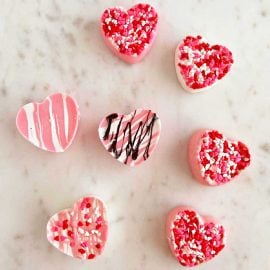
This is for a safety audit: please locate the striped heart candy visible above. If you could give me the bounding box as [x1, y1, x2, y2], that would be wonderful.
[16, 93, 79, 152]
[98, 109, 161, 166]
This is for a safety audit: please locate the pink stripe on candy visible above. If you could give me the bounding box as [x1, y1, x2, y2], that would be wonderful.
[50, 93, 67, 149]
[16, 108, 28, 139]
[66, 96, 79, 143]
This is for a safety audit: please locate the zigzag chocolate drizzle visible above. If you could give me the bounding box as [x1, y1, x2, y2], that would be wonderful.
[103, 110, 159, 164]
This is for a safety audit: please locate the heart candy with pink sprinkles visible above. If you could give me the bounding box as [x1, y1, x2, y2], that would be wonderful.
[166, 207, 226, 267]
[189, 129, 251, 186]
[47, 197, 108, 260]
[101, 3, 158, 64]
[175, 35, 234, 92]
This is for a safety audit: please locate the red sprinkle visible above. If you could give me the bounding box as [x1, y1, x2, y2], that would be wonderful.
[176, 35, 233, 90]
[96, 224, 102, 230]
[54, 236, 59, 241]
[62, 219, 69, 230]
[199, 130, 251, 185]
[86, 203, 91, 208]
[78, 248, 86, 255]
[77, 221, 83, 227]
[67, 230, 73, 237]
[101, 3, 158, 56]
[170, 210, 225, 267]
[88, 254, 96, 260]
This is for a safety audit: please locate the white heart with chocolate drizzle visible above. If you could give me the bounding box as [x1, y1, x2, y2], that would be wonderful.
[98, 109, 161, 166]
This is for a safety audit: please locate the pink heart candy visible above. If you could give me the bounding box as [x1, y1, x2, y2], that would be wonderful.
[47, 197, 108, 260]
[166, 207, 226, 267]
[16, 93, 79, 152]
[189, 129, 251, 185]
[175, 35, 234, 92]
[101, 3, 158, 64]
[98, 109, 161, 166]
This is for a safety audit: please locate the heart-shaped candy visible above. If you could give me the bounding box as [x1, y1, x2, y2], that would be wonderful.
[101, 3, 158, 64]
[16, 93, 79, 152]
[47, 197, 108, 260]
[166, 207, 225, 267]
[175, 35, 234, 92]
[98, 109, 161, 166]
[189, 129, 251, 186]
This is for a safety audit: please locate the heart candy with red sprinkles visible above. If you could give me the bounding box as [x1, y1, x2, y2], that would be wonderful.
[189, 129, 251, 186]
[47, 197, 108, 260]
[101, 3, 158, 64]
[166, 207, 226, 267]
[175, 35, 234, 92]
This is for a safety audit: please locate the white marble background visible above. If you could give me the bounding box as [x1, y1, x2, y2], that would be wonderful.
[0, 0, 270, 269]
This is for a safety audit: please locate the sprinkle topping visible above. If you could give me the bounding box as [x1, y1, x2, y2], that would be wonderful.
[101, 4, 158, 57]
[176, 35, 233, 90]
[198, 130, 251, 185]
[169, 210, 225, 267]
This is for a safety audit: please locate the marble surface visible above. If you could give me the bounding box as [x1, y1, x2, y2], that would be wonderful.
[0, 0, 270, 269]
